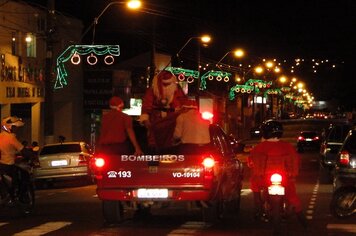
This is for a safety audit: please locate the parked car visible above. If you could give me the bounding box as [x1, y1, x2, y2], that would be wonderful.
[330, 126, 356, 218]
[335, 126, 356, 176]
[319, 123, 352, 182]
[34, 141, 94, 187]
[296, 131, 321, 152]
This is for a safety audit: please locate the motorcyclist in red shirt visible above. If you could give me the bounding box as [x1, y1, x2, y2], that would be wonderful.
[247, 120, 307, 228]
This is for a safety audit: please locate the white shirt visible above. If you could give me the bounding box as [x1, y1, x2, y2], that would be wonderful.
[174, 109, 210, 144]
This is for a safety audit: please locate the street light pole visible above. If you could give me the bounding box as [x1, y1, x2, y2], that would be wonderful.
[80, 0, 142, 44]
[216, 49, 245, 133]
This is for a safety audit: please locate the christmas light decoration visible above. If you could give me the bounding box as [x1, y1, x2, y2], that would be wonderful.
[55, 45, 120, 89]
[229, 84, 259, 100]
[165, 67, 199, 83]
[200, 70, 232, 90]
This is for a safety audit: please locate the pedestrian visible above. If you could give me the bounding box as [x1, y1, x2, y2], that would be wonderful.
[97, 96, 143, 156]
[247, 120, 307, 228]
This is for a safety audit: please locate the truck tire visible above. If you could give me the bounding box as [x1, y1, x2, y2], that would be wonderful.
[102, 200, 124, 224]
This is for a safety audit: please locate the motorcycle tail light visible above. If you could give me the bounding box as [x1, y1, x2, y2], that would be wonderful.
[270, 173, 282, 184]
[339, 151, 350, 165]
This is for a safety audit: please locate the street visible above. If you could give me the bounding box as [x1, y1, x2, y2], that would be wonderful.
[0, 120, 355, 236]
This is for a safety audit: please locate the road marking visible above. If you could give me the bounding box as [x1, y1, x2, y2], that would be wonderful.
[0, 222, 9, 227]
[241, 189, 252, 195]
[327, 224, 356, 233]
[13, 222, 72, 236]
[306, 180, 319, 220]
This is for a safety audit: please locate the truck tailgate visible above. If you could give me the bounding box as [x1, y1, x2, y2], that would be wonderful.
[97, 154, 212, 188]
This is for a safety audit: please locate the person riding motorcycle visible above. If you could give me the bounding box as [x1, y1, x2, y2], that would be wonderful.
[0, 116, 32, 203]
[247, 120, 307, 228]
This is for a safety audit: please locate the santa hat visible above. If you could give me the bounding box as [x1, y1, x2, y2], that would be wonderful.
[152, 70, 177, 99]
[109, 96, 124, 110]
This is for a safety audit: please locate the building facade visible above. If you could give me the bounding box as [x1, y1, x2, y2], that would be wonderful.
[0, 0, 83, 145]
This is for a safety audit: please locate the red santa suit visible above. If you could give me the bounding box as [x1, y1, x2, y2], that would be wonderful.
[140, 70, 187, 148]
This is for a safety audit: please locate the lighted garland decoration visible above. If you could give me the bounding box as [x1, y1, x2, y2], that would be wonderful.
[229, 84, 259, 100]
[280, 86, 291, 92]
[55, 45, 120, 89]
[165, 67, 199, 83]
[200, 70, 232, 90]
[245, 79, 272, 89]
[264, 88, 282, 97]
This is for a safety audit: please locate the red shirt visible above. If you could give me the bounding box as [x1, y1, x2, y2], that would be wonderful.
[98, 110, 132, 145]
[248, 140, 300, 177]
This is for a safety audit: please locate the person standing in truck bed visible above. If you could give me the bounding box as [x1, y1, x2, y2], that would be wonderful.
[173, 99, 211, 152]
[97, 96, 143, 156]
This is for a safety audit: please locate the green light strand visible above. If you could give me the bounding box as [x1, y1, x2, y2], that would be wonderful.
[165, 67, 200, 78]
[55, 45, 120, 89]
[200, 70, 232, 90]
[229, 84, 259, 100]
[264, 88, 282, 97]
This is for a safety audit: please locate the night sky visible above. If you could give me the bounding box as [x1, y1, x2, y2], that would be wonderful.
[28, 0, 356, 109]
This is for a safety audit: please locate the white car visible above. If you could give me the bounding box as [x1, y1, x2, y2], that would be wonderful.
[34, 141, 94, 186]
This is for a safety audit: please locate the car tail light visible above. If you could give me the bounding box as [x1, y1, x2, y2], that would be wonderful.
[298, 136, 305, 141]
[78, 154, 87, 165]
[313, 136, 320, 140]
[339, 151, 350, 165]
[270, 173, 282, 185]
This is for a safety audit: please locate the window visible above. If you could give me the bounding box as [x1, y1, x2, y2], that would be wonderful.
[25, 33, 36, 57]
[40, 144, 82, 155]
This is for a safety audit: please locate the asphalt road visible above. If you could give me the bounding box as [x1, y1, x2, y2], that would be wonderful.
[0, 119, 355, 236]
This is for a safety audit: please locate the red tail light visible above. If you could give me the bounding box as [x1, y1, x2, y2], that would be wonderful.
[313, 136, 320, 140]
[202, 157, 215, 168]
[95, 157, 105, 168]
[339, 151, 350, 165]
[201, 111, 214, 120]
[202, 156, 215, 180]
[298, 136, 305, 141]
[270, 173, 282, 184]
[78, 154, 87, 166]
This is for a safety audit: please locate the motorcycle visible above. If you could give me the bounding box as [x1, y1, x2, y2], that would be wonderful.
[266, 172, 287, 234]
[330, 175, 356, 218]
[0, 152, 36, 216]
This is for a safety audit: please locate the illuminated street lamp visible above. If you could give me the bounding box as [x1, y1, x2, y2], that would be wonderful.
[216, 48, 245, 65]
[81, 0, 142, 44]
[175, 35, 212, 57]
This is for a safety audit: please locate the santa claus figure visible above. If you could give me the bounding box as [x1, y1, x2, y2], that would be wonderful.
[140, 70, 187, 148]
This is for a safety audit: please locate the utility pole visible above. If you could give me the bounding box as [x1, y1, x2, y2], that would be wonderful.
[44, 0, 55, 140]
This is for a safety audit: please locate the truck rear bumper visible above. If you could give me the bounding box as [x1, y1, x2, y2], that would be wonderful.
[97, 188, 211, 201]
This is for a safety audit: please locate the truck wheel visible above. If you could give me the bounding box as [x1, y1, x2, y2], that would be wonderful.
[102, 200, 124, 224]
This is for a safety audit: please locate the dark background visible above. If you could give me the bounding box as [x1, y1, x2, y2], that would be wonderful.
[28, 0, 356, 110]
